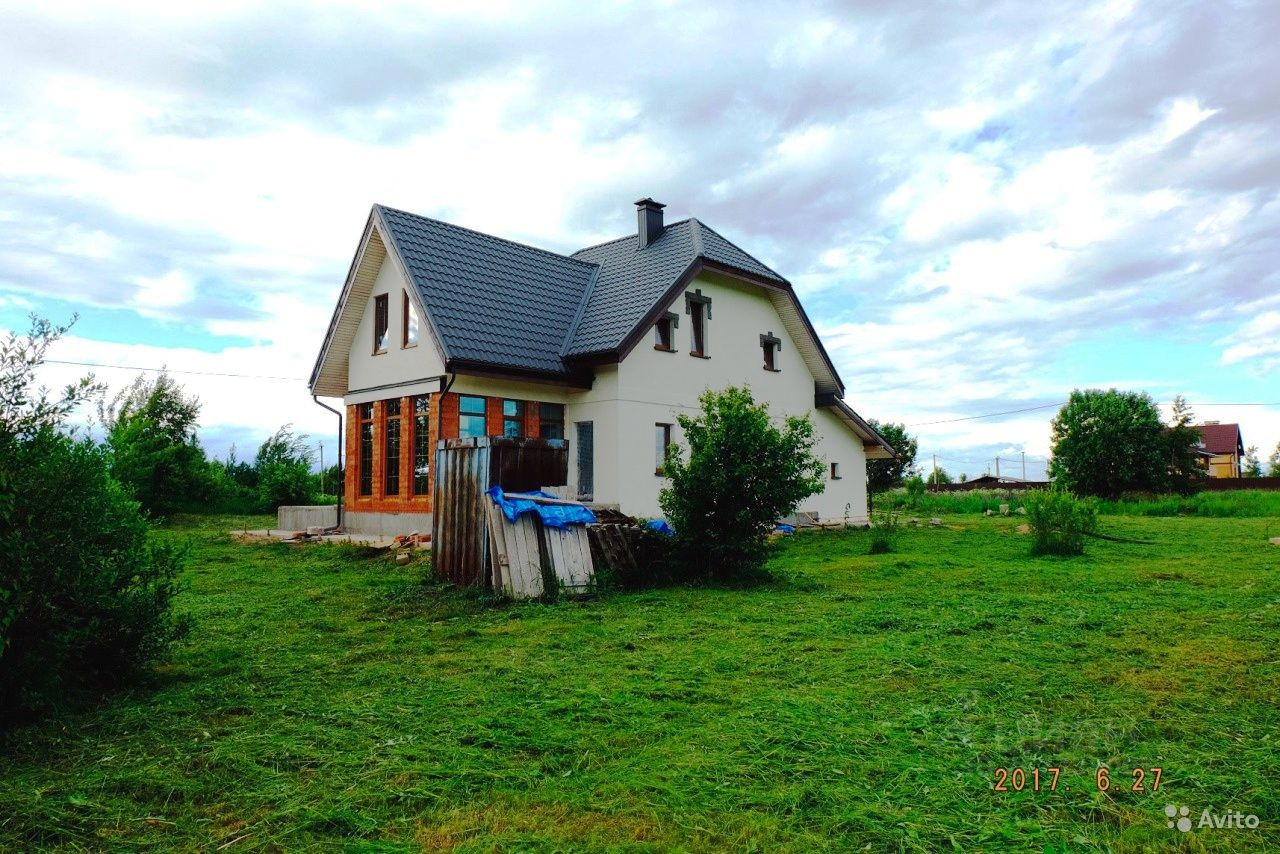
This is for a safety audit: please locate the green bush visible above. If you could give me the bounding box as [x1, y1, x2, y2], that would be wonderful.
[1024, 489, 1098, 556]
[659, 386, 825, 583]
[868, 510, 900, 554]
[0, 316, 190, 722]
[0, 431, 190, 720]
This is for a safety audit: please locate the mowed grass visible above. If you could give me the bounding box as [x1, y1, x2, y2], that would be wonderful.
[2, 514, 1279, 851]
[879, 488, 1280, 518]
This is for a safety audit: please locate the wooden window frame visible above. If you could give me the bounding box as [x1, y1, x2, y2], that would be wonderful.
[384, 399, 401, 496]
[502, 399, 524, 438]
[686, 289, 712, 358]
[373, 294, 389, 354]
[760, 332, 782, 372]
[539, 402, 565, 440]
[654, 312, 678, 352]
[358, 402, 374, 496]
[412, 395, 430, 495]
[402, 289, 419, 349]
[655, 422, 673, 476]
[458, 395, 487, 439]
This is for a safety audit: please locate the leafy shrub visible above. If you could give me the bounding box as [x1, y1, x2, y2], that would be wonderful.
[1024, 488, 1098, 556]
[1, 316, 189, 722]
[1, 431, 190, 720]
[868, 510, 900, 554]
[659, 386, 825, 583]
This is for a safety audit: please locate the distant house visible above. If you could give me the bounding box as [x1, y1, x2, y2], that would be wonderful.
[1196, 422, 1244, 478]
[309, 198, 894, 537]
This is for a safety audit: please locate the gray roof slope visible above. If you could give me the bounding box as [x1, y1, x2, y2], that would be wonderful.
[377, 205, 597, 376]
[566, 218, 785, 356]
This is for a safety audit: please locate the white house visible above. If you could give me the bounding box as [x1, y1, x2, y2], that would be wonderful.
[309, 199, 893, 536]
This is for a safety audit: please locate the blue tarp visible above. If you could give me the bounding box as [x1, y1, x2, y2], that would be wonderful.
[775, 524, 796, 534]
[645, 519, 675, 536]
[486, 486, 597, 530]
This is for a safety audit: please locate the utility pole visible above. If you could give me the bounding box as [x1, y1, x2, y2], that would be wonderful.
[995, 456, 1000, 480]
[1021, 451, 1026, 481]
[319, 441, 325, 495]
[932, 454, 938, 491]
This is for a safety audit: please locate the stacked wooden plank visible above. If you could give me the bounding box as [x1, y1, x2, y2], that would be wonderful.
[483, 492, 595, 600]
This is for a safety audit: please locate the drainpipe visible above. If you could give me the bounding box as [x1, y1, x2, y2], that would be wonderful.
[437, 372, 456, 441]
[312, 395, 343, 531]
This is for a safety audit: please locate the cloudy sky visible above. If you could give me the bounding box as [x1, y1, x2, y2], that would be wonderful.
[2, 0, 1278, 479]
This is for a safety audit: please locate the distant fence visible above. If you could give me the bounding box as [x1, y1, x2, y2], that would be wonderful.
[931, 480, 1049, 493]
[1199, 477, 1280, 492]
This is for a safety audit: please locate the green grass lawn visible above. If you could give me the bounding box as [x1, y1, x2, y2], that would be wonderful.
[3, 513, 1279, 851]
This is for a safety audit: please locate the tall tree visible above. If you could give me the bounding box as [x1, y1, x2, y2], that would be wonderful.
[98, 371, 211, 516]
[865, 420, 917, 493]
[1164, 394, 1206, 495]
[1242, 445, 1263, 478]
[1048, 389, 1166, 499]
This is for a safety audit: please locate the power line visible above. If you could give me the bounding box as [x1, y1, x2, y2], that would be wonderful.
[908, 400, 1280, 427]
[42, 359, 305, 382]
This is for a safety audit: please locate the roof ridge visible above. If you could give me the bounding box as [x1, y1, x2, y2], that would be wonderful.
[690, 217, 787, 282]
[572, 217, 695, 255]
[560, 263, 601, 357]
[375, 203, 598, 269]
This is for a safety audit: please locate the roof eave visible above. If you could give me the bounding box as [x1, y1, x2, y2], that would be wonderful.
[815, 392, 896, 459]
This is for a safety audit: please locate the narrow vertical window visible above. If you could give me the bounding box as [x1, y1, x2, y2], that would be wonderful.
[458, 395, 487, 439]
[831, 462, 841, 480]
[412, 395, 430, 495]
[576, 421, 594, 500]
[384, 399, 401, 496]
[539, 402, 565, 440]
[690, 302, 705, 356]
[358, 402, 374, 496]
[373, 294, 389, 353]
[761, 332, 781, 371]
[402, 290, 419, 348]
[502, 400, 524, 437]
[686, 290, 711, 357]
[654, 313, 676, 351]
[655, 423, 672, 475]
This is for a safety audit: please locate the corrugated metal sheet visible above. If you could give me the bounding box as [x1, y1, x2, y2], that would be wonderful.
[431, 437, 572, 591]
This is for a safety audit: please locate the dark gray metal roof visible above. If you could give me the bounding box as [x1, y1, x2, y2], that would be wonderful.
[374, 206, 790, 375]
[566, 218, 785, 357]
[376, 205, 597, 377]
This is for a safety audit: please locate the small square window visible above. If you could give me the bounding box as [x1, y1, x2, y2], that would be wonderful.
[539, 402, 565, 440]
[458, 395, 486, 438]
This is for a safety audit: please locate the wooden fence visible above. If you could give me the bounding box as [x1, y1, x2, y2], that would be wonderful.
[1198, 476, 1280, 491]
[431, 437, 570, 589]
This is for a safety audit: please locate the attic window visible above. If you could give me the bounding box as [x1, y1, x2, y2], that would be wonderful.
[685, 290, 712, 358]
[761, 332, 782, 371]
[654, 312, 678, 351]
[402, 290, 418, 348]
[831, 462, 841, 480]
[373, 294, 389, 354]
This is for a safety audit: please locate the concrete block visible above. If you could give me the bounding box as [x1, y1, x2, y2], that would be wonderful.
[278, 505, 337, 530]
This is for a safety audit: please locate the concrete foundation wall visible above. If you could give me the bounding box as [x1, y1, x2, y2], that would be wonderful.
[344, 510, 434, 539]
[278, 505, 338, 530]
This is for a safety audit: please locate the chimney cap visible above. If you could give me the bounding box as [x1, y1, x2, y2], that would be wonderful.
[634, 197, 666, 209]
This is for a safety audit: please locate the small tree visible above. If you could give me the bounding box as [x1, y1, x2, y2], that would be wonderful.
[254, 424, 316, 511]
[1164, 395, 1206, 494]
[1242, 446, 1262, 478]
[1268, 442, 1280, 477]
[866, 420, 917, 494]
[659, 386, 824, 582]
[1049, 389, 1165, 499]
[99, 371, 211, 516]
[1024, 488, 1098, 556]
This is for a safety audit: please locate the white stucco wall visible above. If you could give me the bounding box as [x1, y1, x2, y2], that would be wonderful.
[567, 272, 870, 523]
[347, 257, 445, 395]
